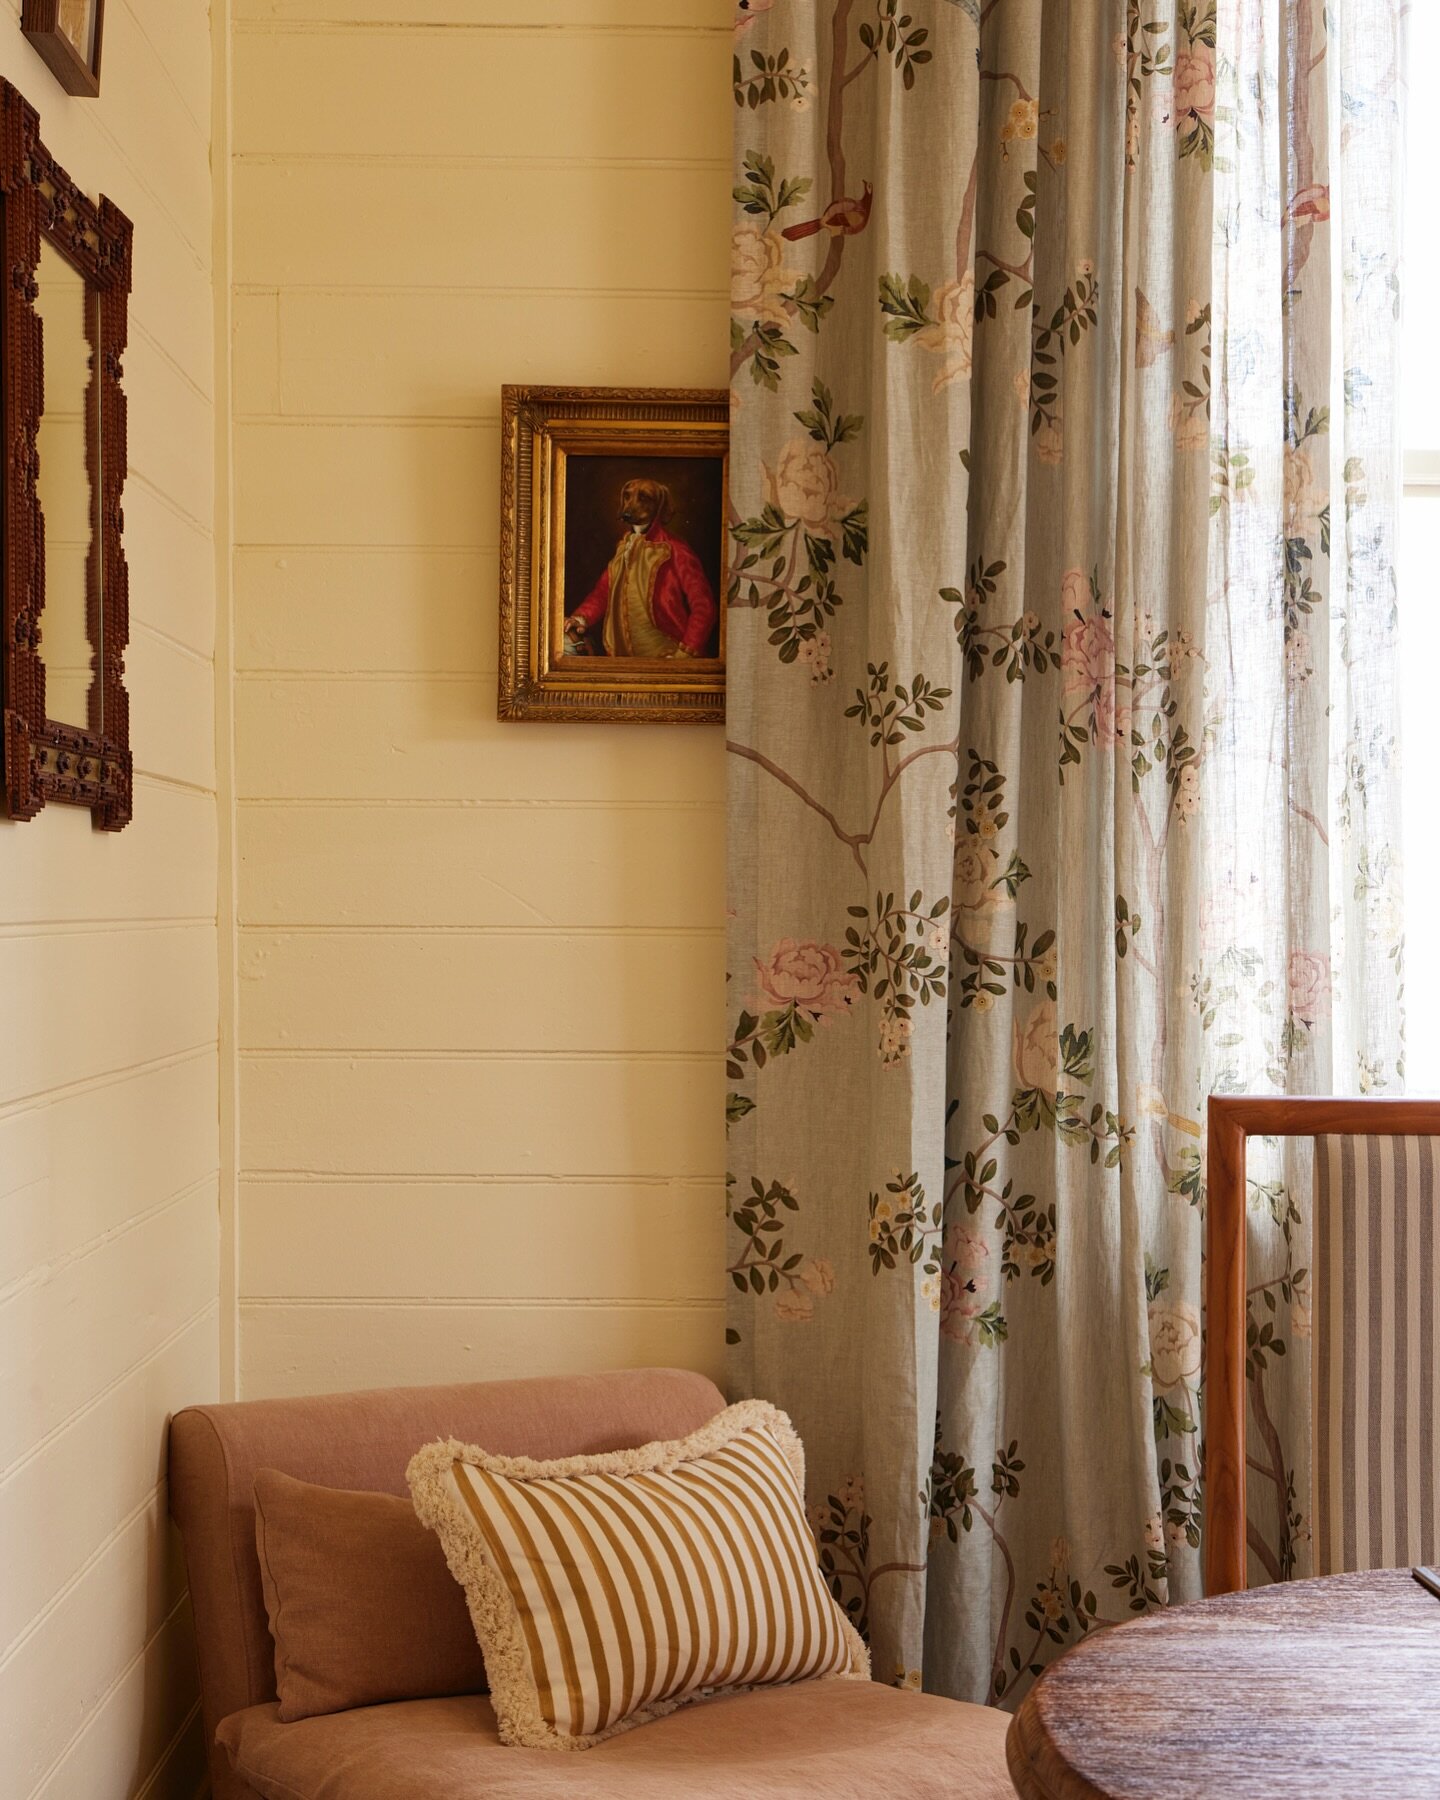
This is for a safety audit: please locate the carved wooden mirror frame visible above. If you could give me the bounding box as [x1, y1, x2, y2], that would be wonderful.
[0, 78, 132, 829]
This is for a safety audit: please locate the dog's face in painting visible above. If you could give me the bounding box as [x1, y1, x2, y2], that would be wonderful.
[618, 478, 670, 532]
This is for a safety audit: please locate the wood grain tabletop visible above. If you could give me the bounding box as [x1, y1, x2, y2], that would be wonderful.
[1006, 1570, 1440, 1799]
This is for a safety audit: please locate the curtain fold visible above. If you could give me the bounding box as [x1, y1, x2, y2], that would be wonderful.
[726, 0, 1405, 1704]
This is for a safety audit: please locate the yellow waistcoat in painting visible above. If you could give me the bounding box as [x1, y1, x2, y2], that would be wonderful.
[601, 530, 675, 658]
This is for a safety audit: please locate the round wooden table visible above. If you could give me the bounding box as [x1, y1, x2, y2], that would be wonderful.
[1006, 1570, 1440, 1799]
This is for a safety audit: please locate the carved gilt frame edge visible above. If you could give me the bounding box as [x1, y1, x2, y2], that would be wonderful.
[497, 383, 729, 725]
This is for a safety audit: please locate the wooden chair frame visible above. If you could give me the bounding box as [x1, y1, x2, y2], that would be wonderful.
[1205, 1095, 1440, 1595]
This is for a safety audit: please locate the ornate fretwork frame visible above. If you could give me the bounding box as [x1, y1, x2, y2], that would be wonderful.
[498, 385, 728, 724]
[1, 78, 133, 829]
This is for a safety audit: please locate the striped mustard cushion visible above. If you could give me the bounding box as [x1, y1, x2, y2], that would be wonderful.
[406, 1399, 868, 1749]
[1313, 1134, 1440, 1573]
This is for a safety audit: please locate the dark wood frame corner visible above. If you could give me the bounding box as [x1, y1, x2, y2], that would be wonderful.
[21, 0, 106, 99]
[1204, 1093, 1440, 1597]
[497, 384, 728, 725]
[0, 76, 133, 830]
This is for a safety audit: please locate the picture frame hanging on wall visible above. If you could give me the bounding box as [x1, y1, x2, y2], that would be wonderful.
[498, 385, 728, 724]
[22, 0, 105, 98]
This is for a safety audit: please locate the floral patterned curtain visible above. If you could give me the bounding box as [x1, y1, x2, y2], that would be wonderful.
[726, 0, 1406, 1705]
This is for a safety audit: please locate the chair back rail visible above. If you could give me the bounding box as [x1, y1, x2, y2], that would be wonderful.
[1204, 1095, 1440, 1594]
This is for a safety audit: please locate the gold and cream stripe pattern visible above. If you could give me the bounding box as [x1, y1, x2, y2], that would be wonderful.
[408, 1401, 867, 1749]
[1314, 1134, 1440, 1574]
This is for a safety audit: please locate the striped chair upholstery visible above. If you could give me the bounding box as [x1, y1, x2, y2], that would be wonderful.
[1313, 1134, 1440, 1573]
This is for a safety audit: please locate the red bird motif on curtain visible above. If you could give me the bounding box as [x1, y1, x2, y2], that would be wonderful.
[781, 181, 874, 242]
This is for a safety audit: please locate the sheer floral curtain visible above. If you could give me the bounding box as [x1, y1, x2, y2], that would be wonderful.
[725, 0, 1405, 1706]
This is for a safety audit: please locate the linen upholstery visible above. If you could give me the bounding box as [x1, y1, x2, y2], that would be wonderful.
[169, 1367, 726, 1800]
[1313, 1136, 1440, 1573]
[218, 1683, 1018, 1800]
[408, 1400, 867, 1748]
[253, 1468, 487, 1720]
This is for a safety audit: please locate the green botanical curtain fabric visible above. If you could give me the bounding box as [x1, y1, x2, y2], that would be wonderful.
[726, 0, 1406, 1704]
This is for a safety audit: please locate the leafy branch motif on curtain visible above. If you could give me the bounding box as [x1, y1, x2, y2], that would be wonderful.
[726, 0, 1405, 1706]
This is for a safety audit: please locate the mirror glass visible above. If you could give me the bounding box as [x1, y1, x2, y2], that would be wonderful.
[34, 235, 98, 732]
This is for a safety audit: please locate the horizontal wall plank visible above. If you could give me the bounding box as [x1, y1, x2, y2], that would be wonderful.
[237, 802, 724, 929]
[126, 484, 215, 661]
[233, 161, 728, 292]
[233, 289, 280, 415]
[0, 781, 216, 925]
[2, 1510, 196, 1798]
[90, 0, 213, 261]
[127, 330, 214, 534]
[28, 1607, 203, 1800]
[38, 1680, 206, 1800]
[0, 4, 215, 1796]
[237, 677, 726, 803]
[123, 0, 213, 143]
[235, 27, 728, 162]
[267, 288, 727, 419]
[0, 1184, 218, 1473]
[240, 1054, 724, 1179]
[0, 1051, 218, 1297]
[0, 928, 216, 1110]
[239, 930, 723, 1052]
[239, 1179, 724, 1300]
[130, 631, 215, 792]
[126, 193, 214, 401]
[235, 420, 496, 548]
[235, 2, 730, 23]
[239, 1300, 726, 1400]
[235, 548, 493, 673]
[0, 1311, 217, 1656]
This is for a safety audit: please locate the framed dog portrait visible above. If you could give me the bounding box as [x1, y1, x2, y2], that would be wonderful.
[498, 385, 727, 723]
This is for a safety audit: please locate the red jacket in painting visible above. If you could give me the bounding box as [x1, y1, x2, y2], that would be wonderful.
[569, 522, 717, 657]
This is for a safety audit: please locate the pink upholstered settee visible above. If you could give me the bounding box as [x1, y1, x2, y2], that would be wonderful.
[169, 1367, 1015, 1799]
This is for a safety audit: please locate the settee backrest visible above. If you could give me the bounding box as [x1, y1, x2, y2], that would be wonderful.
[169, 1366, 726, 1800]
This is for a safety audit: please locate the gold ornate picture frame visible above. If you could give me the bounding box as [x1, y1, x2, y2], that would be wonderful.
[498, 385, 727, 723]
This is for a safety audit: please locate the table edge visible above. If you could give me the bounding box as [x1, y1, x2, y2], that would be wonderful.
[1007, 1692, 1107, 1800]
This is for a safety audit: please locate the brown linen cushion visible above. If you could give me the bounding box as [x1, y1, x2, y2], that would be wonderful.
[254, 1467, 488, 1721]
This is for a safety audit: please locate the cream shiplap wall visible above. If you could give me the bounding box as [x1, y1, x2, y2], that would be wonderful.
[0, 3, 219, 1796]
[231, 0, 731, 1397]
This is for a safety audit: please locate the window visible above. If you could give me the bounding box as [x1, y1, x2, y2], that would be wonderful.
[1400, 8, 1440, 1090]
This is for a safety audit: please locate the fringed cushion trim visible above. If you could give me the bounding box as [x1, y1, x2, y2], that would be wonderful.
[407, 1398, 869, 1751]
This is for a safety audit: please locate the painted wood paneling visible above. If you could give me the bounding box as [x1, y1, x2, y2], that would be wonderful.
[237, 801, 725, 929]
[0, 780, 216, 924]
[235, 1, 729, 23]
[233, 160, 728, 292]
[0, 1182, 219, 1474]
[234, 419, 495, 547]
[0, 929, 216, 1109]
[233, 26, 729, 161]
[239, 929, 724, 1051]
[241, 1054, 724, 1179]
[125, 485, 216, 659]
[239, 1299, 726, 1399]
[0, 5, 220, 1795]
[236, 676, 727, 802]
[235, 547, 493, 673]
[0, 1050, 218, 1294]
[239, 1179, 724, 1299]
[231, 0, 727, 1447]
[0, 1311, 218, 1654]
[265, 289, 729, 421]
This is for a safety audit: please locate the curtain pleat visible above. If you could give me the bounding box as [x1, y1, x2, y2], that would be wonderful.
[726, 0, 1405, 1703]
